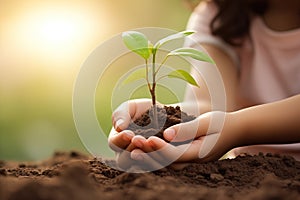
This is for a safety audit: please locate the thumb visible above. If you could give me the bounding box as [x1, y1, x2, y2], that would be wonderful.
[163, 111, 226, 142]
[112, 101, 133, 132]
[163, 118, 203, 142]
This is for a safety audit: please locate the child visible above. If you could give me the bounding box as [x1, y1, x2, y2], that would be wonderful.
[108, 0, 300, 169]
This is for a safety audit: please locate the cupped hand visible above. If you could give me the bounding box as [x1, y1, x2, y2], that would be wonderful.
[111, 98, 155, 132]
[108, 99, 164, 170]
[126, 111, 241, 170]
[109, 98, 157, 150]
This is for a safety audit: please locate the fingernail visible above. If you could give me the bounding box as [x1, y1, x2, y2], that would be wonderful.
[164, 129, 175, 141]
[116, 119, 124, 129]
[135, 140, 144, 148]
[122, 131, 134, 141]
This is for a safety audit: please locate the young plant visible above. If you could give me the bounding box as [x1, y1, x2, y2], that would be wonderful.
[122, 30, 214, 127]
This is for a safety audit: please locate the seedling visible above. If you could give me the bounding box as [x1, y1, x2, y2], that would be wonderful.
[122, 30, 214, 127]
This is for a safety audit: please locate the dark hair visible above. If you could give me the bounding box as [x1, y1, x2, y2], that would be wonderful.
[210, 0, 268, 45]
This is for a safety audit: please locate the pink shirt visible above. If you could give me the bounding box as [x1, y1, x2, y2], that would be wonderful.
[186, 1, 300, 160]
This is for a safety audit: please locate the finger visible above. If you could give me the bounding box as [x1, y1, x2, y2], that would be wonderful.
[146, 136, 182, 164]
[163, 118, 204, 142]
[115, 139, 141, 170]
[131, 136, 167, 164]
[131, 135, 147, 149]
[108, 130, 135, 152]
[112, 101, 135, 132]
[131, 99, 155, 119]
[149, 136, 202, 163]
[175, 134, 223, 163]
[131, 149, 165, 171]
[112, 99, 153, 131]
[163, 111, 224, 142]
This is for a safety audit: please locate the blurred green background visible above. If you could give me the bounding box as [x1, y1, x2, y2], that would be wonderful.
[0, 0, 196, 161]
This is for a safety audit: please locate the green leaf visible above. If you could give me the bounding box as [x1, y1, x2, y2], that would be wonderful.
[168, 48, 215, 64]
[122, 68, 146, 85]
[153, 30, 195, 51]
[167, 69, 199, 87]
[122, 31, 151, 59]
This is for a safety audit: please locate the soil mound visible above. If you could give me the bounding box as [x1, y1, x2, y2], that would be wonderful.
[1, 151, 299, 200]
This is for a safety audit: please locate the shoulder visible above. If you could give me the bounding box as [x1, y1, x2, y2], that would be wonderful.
[194, 0, 218, 13]
[189, 0, 218, 25]
[186, 1, 239, 66]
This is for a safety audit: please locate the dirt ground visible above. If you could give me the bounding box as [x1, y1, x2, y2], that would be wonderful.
[0, 151, 299, 200]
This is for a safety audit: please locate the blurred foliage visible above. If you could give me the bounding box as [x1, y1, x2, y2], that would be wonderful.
[0, 0, 193, 161]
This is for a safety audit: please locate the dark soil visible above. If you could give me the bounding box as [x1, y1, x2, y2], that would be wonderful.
[1, 151, 300, 200]
[127, 106, 195, 141]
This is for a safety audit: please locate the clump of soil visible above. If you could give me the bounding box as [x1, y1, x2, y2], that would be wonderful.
[127, 106, 195, 141]
[0, 151, 300, 200]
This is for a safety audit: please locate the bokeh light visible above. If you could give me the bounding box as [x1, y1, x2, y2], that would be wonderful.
[0, 0, 192, 161]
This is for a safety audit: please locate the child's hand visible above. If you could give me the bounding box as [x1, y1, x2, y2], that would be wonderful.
[128, 111, 241, 169]
[109, 98, 153, 150]
[108, 99, 241, 170]
[108, 99, 163, 170]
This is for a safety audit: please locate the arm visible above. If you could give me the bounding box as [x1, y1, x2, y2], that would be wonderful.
[234, 94, 300, 146]
[203, 95, 300, 161]
[108, 42, 246, 167]
[129, 95, 300, 165]
[108, 46, 300, 167]
[151, 94, 300, 162]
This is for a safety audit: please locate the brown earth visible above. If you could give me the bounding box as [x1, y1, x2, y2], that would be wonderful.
[127, 105, 195, 142]
[0, 151, 300, 200]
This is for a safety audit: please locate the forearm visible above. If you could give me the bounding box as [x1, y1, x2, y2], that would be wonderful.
[233, 95, 300, 146]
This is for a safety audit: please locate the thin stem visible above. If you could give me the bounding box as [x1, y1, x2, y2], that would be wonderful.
[151, 51, 158, 128]
[145, 59, 152, 92]
[154, 55, 169, 76]
[152, 52, 156, 106]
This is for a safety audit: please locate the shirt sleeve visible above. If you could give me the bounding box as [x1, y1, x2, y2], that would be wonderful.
[185, 1, 239, 65]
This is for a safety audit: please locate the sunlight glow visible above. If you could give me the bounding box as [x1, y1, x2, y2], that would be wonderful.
[39, 16, 78, 44]
[25, 10, 90, 51]
[11, 5, 102, 63]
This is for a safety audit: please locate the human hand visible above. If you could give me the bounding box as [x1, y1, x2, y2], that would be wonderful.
[108, 98, 164, 170]
[127, 111, 241, 170]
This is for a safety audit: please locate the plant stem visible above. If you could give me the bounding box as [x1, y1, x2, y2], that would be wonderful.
[151, 51, 158, 128]
[145, 59, 151, 92]
[154, 55, 169, 76]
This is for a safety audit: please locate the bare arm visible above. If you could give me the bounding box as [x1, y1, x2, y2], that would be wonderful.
[145, 94, 300, 163]
[234, 94, 300, 146]
[185, 44, 300, 146]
